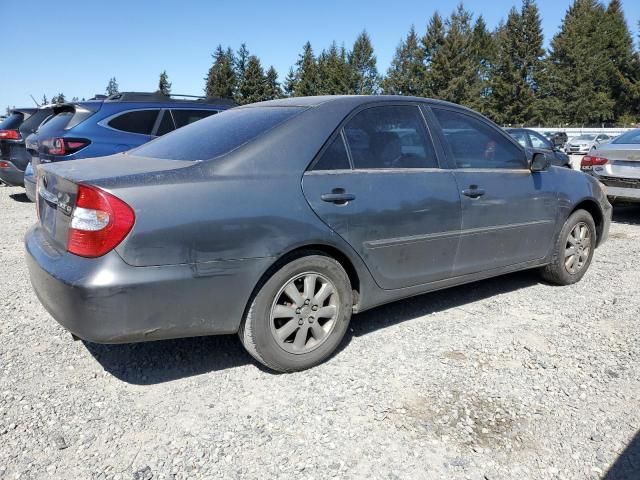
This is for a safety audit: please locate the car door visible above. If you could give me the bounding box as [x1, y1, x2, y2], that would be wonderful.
[302, 104, 462, 290]
[428, 107, 558, 276]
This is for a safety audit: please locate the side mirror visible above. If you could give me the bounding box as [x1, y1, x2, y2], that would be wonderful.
[530, 153, 550, 172]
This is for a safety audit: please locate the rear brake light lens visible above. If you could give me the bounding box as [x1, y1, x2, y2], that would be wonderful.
[0, 161, 10, 168]
[45, 137, 90, 156]
[581, 155, 608, 168]
[0, 129, 21, 140]
[67, 184, 135, 258]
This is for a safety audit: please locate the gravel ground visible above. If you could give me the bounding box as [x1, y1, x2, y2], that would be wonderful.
[1, 184, 639, 480]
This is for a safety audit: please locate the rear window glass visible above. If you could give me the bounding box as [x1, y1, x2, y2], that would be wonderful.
[133, 106, 304, 161]
[35, 107, 95, 134]
[19, 108, 54, 136]
[0, 113, 25, 130]
[108, 109, 159, 135]
[612, 130, 640, 145]
[155, 110, 175, 136]
[172, 109, 217, 129]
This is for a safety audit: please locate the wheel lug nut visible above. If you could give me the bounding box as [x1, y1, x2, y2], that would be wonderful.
[304, 299, 310, 305]
[298, 319, 303, 325]
[295, 308, 301, 314]
[308, 317, 314, 323]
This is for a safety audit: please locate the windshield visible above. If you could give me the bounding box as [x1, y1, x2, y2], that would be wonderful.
[132, 106, 304, 161]
[0, 112, 25, 130]
[575, 135, 596, 141]
[612, 130, 640, 145]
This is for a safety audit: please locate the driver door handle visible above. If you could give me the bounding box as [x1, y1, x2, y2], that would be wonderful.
[462, 186, 485, 199]
[321, 192, 356, 204]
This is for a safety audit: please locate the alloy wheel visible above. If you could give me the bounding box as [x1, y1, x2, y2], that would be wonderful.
[564, 222, 592, 275]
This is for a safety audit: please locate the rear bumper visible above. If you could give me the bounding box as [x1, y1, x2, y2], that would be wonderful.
[0, 161, 24, 187]
[606, 186, 640, 202]
[25, 224, 272, 343]
[24, 174, 36, 202]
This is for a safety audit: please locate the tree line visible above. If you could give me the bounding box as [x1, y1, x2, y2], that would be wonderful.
[204, 0, 640, 127]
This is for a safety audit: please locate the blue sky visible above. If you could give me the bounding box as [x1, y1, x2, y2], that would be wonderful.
[1, 0, 639, 110]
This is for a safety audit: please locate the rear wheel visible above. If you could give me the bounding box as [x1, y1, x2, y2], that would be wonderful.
[540, 209, 596, 285]
[239, 254, 352, 372]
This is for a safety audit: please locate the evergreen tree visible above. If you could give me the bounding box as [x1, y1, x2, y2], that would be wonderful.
[540, 0, 615, 125]
[238, 55, 268, 104]
[235, 44, 250, 77]
[158, 70, 172, 95]
[383, 26, 425, 95]
[488, 0, 544, 124]
[421, 12, 446, 97]
[105, 77, 119, 96]
[349, 31, 380, 94]
[317, 42, 352, 95]
[205, 45, 237, 99]
[284, 67, 298, 97]
[41, 94, 48, 105]
[52, 93, 66, 104]
[264, 66, 282, 100]
[293, 42, 320, 96]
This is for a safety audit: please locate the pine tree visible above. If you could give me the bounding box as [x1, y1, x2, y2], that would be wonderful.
[317, 42, 351, 95]
[158, 70, 172, 95]
[238, 55, 268, 104]
[293, 42, 320, 96]
[349, 31, 380, 94]
[264, 66, 282, 100]
[235, 44, 250, 77]
[488, 0, 544, 124]
[105, 77, 119, 96]
[540, 0, 615, 125]
[205, 45, 237, 99]
[52, 93, 66, 104]
[421, 12, 446, 97]
[383, 26, 425, 95]
[284, 67, 298, 97]
[41, 94, 48, 105]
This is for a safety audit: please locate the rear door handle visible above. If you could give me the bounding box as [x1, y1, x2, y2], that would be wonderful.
[461, 186, 485, 199]
[321, 193, 355, 204]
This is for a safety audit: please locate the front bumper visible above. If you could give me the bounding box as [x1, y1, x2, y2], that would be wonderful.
[25, 224, 272, 343]
[0, 161, 25, 187]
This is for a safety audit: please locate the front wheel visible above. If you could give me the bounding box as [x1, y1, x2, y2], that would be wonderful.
[540, 209, 596, 285]
[239, 254, 353, 372]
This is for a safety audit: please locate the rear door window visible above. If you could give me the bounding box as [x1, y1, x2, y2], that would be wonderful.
[343, 105, 438, 169]
[171, 109, 217, 129]
[432, 108, 526, 169]
[107, 110, 160, 135]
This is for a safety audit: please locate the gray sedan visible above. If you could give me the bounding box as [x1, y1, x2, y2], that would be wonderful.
[26, 96, 611, 372]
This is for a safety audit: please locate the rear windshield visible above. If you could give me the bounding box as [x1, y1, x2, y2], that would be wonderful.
[132, 106, 304, 161]
[35, 106, 95, 135]
[19, 108, 54, 135]
[0, 112, 25, 130]
[574, 134, 596, 141]
[612, 130, 640, 145]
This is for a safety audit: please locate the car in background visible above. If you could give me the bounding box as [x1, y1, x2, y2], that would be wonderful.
[542, 131, 568, 149]
[565, 134, 611, 155]
[581, 129, 640, 204]
[23, 92, 235, 201]
[26, 95, 610, 372]
[505, 128, 572, 167]
[0, 106, 54, 187]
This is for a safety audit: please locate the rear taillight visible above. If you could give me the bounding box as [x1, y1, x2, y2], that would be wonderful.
[45, 137, 90, 156]
[0, 161, 10, 168]
[0, 129, 21, 140]
[581, 155, 608, 168]
[67, 184, 135, 258]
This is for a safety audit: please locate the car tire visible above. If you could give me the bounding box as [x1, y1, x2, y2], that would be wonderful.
[540, 209, 596, 285]
[239, 253, 353, 372]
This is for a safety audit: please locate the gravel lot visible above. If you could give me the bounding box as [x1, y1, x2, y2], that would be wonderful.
[1, 183, 639, 480]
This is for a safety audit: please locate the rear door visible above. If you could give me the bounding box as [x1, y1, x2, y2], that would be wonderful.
[302, 103, 462, 290]
[429, 107, 558, 276]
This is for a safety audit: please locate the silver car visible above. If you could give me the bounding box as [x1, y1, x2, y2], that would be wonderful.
[566, 134, 611, 154]
[582, 129, 640, 203]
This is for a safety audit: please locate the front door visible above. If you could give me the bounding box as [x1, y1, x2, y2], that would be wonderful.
[429, 107, 558, 277]
[302, 104, 462, 290]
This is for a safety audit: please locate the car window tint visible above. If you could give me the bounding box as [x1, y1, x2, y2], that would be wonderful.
[0, 113, 25, 130]
[343, 105, 437, 169]
[155, 110, 175, 136]
[171, 109, 217, 129]
[313, 134, 350, 170]
[612, 130, 640, 144]
[529, 132, 551, 149]
[132, 106, 304, 161]
[108, 110, 159, 135]
[509, 131, 528, 147]
[433, 108, 525, 169]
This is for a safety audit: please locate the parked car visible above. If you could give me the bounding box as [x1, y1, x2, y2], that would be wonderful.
[565, 134, 611, 155]
[505, 128, 572, 167]
[0, 106, 54, 187]
[26, 96, 611, 372]
[23, 92, 235, 201]
[581, 128, 640, 204]
[0, 108, 36, 185]
[542, 131, 568, 149]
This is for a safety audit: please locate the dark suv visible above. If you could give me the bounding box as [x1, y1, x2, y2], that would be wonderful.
[24, 92, 235, 200]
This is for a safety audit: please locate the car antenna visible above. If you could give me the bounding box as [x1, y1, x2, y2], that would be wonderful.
[29, 95, 41, 107]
